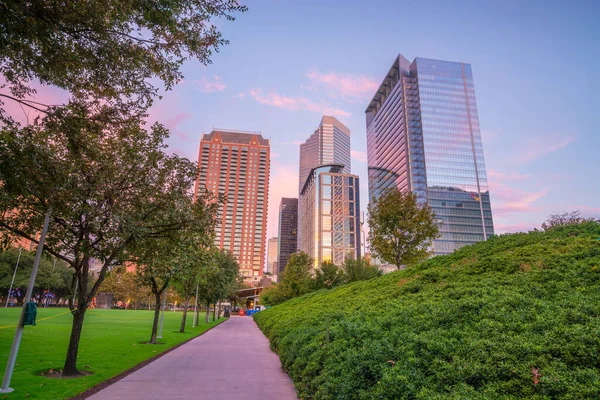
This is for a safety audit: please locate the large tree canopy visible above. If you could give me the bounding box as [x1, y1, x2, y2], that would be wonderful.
[0, 101, 218, 375]
[0, 0, 246, 118]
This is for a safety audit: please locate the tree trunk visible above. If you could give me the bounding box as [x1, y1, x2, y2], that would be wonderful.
[205, 303, 210, 323]
[217, 300, 222, 319]
[180, 296, 190, 333]
[212, 303, 216, 321]
[62, 306, 87, 376]
[149, 291, 162, 344]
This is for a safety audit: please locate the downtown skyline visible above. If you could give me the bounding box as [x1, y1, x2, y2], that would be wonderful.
[7, 0, 599, 243]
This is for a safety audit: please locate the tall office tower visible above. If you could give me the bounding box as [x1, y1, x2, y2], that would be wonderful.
[266, 237, 278, 278]
[194, 130, 270, 284]
[277, 197, 298, 274]
[366, 54, 494, 255]
[298, 116, 351, 195]
[299, 164, 361, 269]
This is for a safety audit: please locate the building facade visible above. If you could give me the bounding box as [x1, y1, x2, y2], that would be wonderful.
[299, 164, 361, 269]
[277, 197, 298, 274]
[366, 54, 494, 255]
[266, 237, 278, 280]
[298, 116, 351, 195]
[194, 130, 270, 284]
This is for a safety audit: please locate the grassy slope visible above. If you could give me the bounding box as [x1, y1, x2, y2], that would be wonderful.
[0, 308, 225, 399]
[254, 223, 600, 399]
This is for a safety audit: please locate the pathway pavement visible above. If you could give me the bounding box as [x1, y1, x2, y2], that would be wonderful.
[87, 316, 297, 400]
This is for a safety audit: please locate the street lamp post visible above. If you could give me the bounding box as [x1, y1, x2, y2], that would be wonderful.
[4, 248, 23, 309]
[1, 208, 51, 393]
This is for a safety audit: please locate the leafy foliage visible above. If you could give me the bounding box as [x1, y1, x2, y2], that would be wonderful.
[255, 222, 600, 399]
[341, 257, 382, 283]
[0, 102, 218, 374]
[0, 248, 71, 305]
[262, 255, 383, 306]
[542, 210, 597, 231]
[100, 266, 150, 309]
[0, 0, 247, 119]
[368, 188, 439, 268]
[310, 261, 344, 291]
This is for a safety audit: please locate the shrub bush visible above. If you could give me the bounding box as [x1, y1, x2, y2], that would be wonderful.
[254, 222, 600, 399]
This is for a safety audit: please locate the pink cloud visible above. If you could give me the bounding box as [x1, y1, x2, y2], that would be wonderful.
[510, 133, 575, 164]
[351, 150, 367, 163]
[248, 88, 350, 118]
[494, 222, 538, 234]
[490, 179, 548, 216]
[1, 79, 69, 125]
[306, 70, 378, 100]
[196, 76, 226, 93]
[488, 169, 532, 182]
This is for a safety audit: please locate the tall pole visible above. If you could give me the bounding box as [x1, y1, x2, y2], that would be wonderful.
[4, 248, 23, 308]
[1, 208, 51, 393]
[192, 281, 199, 328]
[157, 286, 167, 339]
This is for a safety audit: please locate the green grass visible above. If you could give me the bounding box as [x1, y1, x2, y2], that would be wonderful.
[255, 222, 600, 399]
[0, 308, 226, 399]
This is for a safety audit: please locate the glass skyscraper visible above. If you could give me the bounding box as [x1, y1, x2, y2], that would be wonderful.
[366, 54, 494, 255]
[298, 116, 360, 269]
[299, 116, 351, 195]
[299, 164, 361, 269]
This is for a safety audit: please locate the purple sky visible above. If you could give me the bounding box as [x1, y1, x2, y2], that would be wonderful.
[6, 0, 600, 243]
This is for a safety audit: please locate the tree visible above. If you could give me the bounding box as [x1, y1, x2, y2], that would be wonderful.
[0, 248, 70, 305]
[197, 248, 239, 323]
[0, 0, 247, 121]
[100, 266, 150, 309]
[368, 189, 440, 269]
[134, 189, 220, 343]
[280, 252, 313, 297]
[172, 239, 212, 333]
[260, 252, 313, 306]
[541, 210, 597, 231]
[341, 257, 382, 283]
[0, 104, 216, 376]
[310, 261, 343, 290]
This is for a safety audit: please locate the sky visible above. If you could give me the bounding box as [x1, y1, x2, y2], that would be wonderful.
[7, 0, 600, 243]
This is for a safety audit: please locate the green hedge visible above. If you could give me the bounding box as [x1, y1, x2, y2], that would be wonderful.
[254, 223, 600, 399]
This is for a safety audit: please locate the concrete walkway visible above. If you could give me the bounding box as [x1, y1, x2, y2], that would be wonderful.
[87, 316, 297, 400]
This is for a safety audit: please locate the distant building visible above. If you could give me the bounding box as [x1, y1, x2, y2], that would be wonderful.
[194, 129, 270, 284]
[298, 116, 351, 195]
[266, 237, 278, 281]
[277, 197, 298, 274]
[298, 116, 360, 269]
[299, 164, 361, 269]
[366, 54, 494, 255]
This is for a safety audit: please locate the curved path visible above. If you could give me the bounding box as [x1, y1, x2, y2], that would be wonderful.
[87, 316, 297, 400]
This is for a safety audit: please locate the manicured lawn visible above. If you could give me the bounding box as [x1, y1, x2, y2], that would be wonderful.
[0, 308, 226, 399]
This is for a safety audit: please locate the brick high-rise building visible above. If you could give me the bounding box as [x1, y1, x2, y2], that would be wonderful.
[195, 129, 270, 284]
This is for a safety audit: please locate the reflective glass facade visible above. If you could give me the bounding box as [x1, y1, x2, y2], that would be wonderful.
[366, 54, 494, 255]
[277, 197, 298, 274]
[299, 116, 351, 194]
[299, 165, 361, 269]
